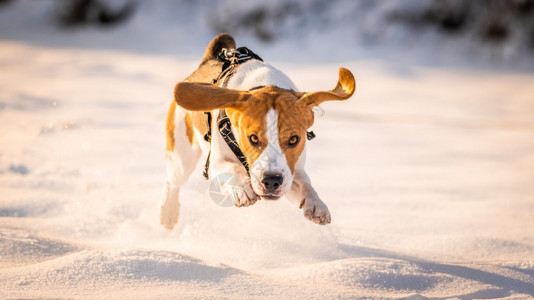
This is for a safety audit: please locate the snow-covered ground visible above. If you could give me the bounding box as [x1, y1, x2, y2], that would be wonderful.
[1, 1, 534, 298]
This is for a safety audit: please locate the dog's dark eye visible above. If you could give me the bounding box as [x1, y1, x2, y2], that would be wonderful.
[288, 135, 300, 147]
[249, 134, 261, 147]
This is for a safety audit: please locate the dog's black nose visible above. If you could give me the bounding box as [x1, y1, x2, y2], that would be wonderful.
[261, 173, 283, 192]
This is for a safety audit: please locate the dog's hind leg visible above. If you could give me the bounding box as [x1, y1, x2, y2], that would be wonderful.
[160, 103, 201, 230]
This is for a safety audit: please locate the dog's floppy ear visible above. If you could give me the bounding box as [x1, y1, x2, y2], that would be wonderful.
[299, 68, 356, 107]
[174, 82, 250, 111]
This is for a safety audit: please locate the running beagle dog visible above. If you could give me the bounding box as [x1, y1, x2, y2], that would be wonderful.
[161, 34, 355, 230]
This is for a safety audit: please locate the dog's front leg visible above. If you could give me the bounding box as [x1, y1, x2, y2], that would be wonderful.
[285, 153, 331, 225]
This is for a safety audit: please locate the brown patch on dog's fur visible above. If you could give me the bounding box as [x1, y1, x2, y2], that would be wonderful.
[166, 103, 197, 152]
[184, 112, 194, 144]
[166, 101, 177, 152]
[190, 111, 208, 141]
[275, 93, 314, 173]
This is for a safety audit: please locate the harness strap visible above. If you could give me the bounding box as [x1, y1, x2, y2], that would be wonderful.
[203, 112, 212, 142]
[202, 151, 211, 180]
[202, 109, 251, 180]
[217, 110, 250, 174]
[202, 111, 212, 179]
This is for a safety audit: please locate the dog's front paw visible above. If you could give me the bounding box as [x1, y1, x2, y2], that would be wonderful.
[212, 172, 259, 207]
[231, 180, 259, 208]
[300, 196, 331, 225]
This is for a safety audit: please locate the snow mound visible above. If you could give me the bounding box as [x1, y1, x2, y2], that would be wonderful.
[1, 249, 238, 285]
[4, 246, 530, 299]
[0, 225, 78, 268]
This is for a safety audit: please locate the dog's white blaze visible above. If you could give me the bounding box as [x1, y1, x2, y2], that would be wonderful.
[250, 109, 293, 197]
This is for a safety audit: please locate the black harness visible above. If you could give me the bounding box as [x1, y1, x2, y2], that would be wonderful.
[212, 47, 263, 86]
[202, 47, 315, 180]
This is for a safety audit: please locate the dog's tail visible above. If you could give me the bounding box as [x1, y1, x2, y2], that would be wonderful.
[201, 33, 236, 64]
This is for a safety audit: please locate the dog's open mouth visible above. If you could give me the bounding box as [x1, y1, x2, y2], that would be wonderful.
[260, 194, 281, 200]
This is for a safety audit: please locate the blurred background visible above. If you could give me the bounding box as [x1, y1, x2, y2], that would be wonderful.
[1, 0, 534, 69]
